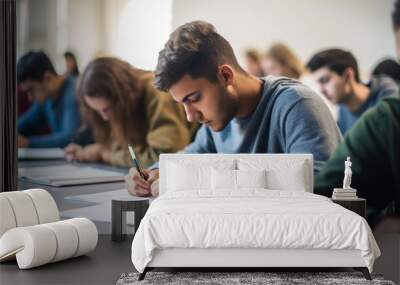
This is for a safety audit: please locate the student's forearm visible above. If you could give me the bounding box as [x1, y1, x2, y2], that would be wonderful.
[100, 147, 112, 164]
[18, 103, 43, 135]
[28, 132, 73, 148]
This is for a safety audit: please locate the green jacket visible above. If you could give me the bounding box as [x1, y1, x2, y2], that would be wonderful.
[315, 97, 400, 215]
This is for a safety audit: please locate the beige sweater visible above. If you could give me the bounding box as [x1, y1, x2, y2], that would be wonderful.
[109, 75, 198, 168]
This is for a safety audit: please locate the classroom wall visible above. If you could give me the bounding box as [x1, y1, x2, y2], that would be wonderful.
[172, 0, 397, 74]
[17, 0, 396, 75]
[66, 0, 103, 71]
[17, 0, 103, 74]
[17, 0, 172, 72]
[108, 0, 173, 70]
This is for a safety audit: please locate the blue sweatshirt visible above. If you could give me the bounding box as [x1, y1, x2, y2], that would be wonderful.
[18, 76, 80, 148]
[153, 76, 342, 174]
[338, 75, 399, 134]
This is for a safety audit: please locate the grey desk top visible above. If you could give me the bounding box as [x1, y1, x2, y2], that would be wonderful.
[18, 159, 147, 234]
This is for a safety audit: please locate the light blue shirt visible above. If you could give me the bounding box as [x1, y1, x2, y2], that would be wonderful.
[18, 76, 80, 148]
[154, 76, 342, 174]
[338, 75, 399, 134]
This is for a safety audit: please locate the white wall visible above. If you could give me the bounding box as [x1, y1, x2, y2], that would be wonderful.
[17, 0, 103, 74]
[18, 0, 396, 74]
[114, 0, 172, 70]
[18, 0, 172, 72]
[24, 0, 57, 67]
[172, 0, 396, 74]
[66, 0, 103, 71]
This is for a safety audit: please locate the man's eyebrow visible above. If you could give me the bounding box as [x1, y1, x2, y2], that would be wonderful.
[181, 91, 200, 103]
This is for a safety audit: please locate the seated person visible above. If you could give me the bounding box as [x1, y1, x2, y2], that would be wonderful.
[307, 49, 399, 134]
[372, 58, 400, 84]
[244, 49, 265, 77]
[65, 57, 197, 168]
[262, 42, 304, 79]
[64, 51, 80, 77]
[315, 97, 400, 225]
[394, 0, 400, 58]
[262, 43, 339, 120]
[17, 85, 32, 117]
[17, 51, 80, 148]
[126, 21, 342, 197]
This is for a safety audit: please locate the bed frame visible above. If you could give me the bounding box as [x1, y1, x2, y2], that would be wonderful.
[137, 154, 372, 281]
[139, 248, 371, 280]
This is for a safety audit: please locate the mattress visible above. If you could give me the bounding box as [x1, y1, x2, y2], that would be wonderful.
[131, 190, 380, 273]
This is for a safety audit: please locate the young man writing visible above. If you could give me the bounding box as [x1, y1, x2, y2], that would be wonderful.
[126, 21, 341, 197]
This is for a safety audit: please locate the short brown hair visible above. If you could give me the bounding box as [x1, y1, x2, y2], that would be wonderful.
[154, 21, 243, 91]
[307, 48, 360, 82]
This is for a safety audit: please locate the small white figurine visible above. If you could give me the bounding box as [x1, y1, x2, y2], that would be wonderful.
[342, 156, 352, 189]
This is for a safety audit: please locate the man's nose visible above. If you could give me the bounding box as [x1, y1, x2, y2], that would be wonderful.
[99, 111, 109, 121]
[184, 104, 199, 122]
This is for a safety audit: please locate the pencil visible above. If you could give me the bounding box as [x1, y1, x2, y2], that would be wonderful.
[128, 145, 147, 181]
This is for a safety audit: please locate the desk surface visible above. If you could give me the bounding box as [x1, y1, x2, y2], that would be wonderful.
[18, 159, 142, 234]
[0, 235, 133, 285]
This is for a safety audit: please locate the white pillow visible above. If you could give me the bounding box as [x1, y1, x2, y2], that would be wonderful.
[237, 169, 267, 189]
[211, 168, 267, 190]
[167, 162, 210, 191]
[166, 160, 235, 192]
[211, 168, 236, 190]
[266, 162, 307, 191]
[238, 158, 307, 191]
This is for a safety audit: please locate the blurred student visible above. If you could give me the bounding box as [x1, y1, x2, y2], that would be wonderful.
[393, 0, 400, 59]
[262, 43, 338, 120]
[17, 85, 33, 117]
[17, 51, 80, 148]
[316, 0, 400, 228]
[262, 43, 304, 79]
[64, 51, 79, 77]
[65, 57, 197, 168]
[315, 97, 400, 224]
[372, 58, 400, 84]
[244, 49, 265, 77]
[307, 48, 399, 134]
[126, 21, 342, 197]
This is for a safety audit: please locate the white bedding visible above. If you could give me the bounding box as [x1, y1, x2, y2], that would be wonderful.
[131, 190, 380, 273]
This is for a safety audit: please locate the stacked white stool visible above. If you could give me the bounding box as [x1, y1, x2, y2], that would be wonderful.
[0, 189, 98, 269]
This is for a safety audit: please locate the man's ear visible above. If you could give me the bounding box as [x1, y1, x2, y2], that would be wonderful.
[218, 65, 234, 85]
[343, 67, 355, 83]
[42, 71, 54, 83]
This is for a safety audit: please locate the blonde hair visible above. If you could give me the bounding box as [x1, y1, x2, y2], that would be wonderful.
[246, 49, 262, 63]
[265, 43, 305, 79]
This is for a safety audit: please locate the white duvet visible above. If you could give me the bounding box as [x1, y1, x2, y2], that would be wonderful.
[131, 190, 380, 273]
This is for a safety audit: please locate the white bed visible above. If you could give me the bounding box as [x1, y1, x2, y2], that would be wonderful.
[131, 154, 380, 280]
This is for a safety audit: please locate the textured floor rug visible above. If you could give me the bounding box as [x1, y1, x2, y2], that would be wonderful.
[116, 271, 396, 285]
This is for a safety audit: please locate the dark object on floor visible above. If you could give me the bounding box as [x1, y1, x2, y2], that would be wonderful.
[112, 199, 149, 242]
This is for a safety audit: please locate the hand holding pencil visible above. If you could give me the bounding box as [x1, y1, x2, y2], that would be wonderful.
[125, 145, 160, 197]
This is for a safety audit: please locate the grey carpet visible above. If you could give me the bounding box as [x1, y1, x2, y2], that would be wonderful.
[116, 271, 396, 285]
